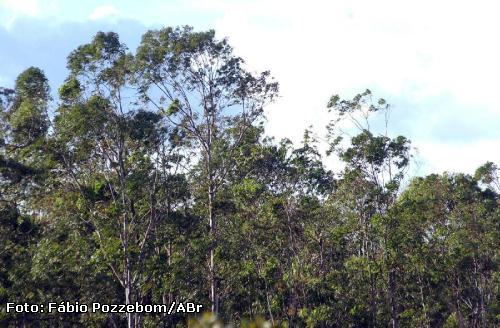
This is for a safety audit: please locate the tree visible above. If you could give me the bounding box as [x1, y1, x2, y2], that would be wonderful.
[0, 28, 498, 328]
[52, 31, 197, 327]
[326, 89, 411, 327]
[0, 68, 50, 326]
[135, 26, 278, 313]
[394, 173, 498, 327]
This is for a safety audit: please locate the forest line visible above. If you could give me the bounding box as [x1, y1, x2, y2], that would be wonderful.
[0, 27, 498, 327]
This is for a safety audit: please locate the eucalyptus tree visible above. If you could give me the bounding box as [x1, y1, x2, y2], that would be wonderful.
[135, 26, 278, 313]
[475, 161, 500, 193]
[326, 90, 411, 327]
[0, 68, 50, 326]
[394, 173, 499, 327]
[0, 67, 50, 187]
[1, 66, 50, 238]
[52, 32, 191, 327]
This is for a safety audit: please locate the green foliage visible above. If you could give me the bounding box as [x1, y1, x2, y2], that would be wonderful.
[6, 67, 50, 146]
[0, 28, 498, 328]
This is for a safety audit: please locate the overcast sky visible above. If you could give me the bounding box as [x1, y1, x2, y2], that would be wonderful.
[1, 0, 499, 176]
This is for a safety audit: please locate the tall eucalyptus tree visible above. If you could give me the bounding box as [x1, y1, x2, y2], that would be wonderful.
[135, 26, 278, 312]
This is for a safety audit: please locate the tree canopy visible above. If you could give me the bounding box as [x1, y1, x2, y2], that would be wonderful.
[0, 27, 498, 328]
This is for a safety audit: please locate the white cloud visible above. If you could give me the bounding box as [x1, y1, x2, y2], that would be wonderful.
[415, 140, 500, 175]
[1, 0, 498, 175]
[0, 0, 41, 27]
[1, 0, 41, 17]
[89, 4, 120, 21]
[197, 0, 500, 174]
[0, 0, 59, 28]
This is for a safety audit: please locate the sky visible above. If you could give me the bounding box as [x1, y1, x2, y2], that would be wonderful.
[1, 0, 499, 176]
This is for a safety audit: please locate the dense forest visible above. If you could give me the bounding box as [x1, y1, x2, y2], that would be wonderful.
[0, 26, 498, 327]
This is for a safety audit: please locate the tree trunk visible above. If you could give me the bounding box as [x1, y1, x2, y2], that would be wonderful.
[417, 274, 430, 328]
[125, 258, 134, 328]
[454, 282, 465, 328]
[389, 269, 398, 328]
[208, 184, 218, 313]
